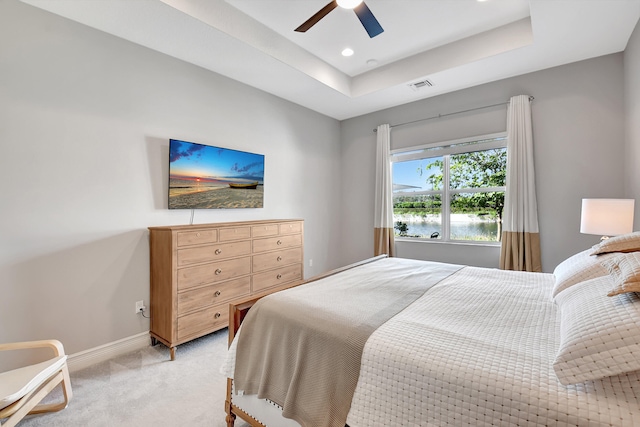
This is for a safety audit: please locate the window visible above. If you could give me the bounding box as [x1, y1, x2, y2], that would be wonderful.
[391, 133, 507, 243]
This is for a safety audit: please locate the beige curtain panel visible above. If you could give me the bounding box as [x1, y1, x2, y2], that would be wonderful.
[374, 124, 395, 257]
[500, 95, 542, 272]
[501, 230, 542, 272]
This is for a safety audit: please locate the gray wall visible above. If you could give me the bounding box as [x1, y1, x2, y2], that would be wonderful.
[1, 0, 638, 358]
[340, 54, 626, 273]
[625, 15, 640, 221]
[0, 1, 342, 355]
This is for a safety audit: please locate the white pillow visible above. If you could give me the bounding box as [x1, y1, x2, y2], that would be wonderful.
[551, 249, 613, 298]
[553, 275, 640, 385]
[601, 252, 640, 296]
[590, 231, 640, 255]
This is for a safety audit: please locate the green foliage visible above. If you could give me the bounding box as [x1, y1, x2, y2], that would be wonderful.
[393, 195, 441, 208]
[394, 221, 408, 236]
[425, 148, 506, 219]
[392, 148, 506, 241]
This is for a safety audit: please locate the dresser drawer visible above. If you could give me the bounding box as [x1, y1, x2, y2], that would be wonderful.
[177, 276, 251, 314]
[253, 264, 302, 293]
[149, 219, 304, 360]
[177, 229, 218, 247]
[252, 234, 302, 253]
[219, 226, 251, 242]
[252, 224, 279, 238]
[177, 240, 251, 266]
[279, 221, 302, 235]
[177, 304, 228, 342]
[178, 257, 251, 291]
[253, 247, 303, 273]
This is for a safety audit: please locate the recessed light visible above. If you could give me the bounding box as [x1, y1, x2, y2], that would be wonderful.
[366, 59, 378, 67]
[342, 48, 354, 57]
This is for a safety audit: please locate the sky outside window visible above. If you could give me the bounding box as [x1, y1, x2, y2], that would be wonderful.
[392, 157, 441, 192]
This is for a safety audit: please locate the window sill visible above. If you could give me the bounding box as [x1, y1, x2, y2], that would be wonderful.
[395, 237, 501, 248]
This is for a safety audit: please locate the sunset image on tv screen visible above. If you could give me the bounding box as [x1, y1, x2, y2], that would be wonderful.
[168, 139, 264, 209]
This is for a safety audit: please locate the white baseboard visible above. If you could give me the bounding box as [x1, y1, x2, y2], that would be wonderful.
[67, 331, 150, 372]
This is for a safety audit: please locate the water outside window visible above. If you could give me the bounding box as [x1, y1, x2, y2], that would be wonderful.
[393, 193, 442, 239]
[392, 195, 501, 241]
[392, 144, 506, 243]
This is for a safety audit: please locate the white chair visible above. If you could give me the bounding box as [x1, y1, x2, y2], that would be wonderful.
[0, 340, 73, 427]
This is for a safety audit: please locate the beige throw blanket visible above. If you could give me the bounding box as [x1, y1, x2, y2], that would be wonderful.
[233, 257, 463, 427]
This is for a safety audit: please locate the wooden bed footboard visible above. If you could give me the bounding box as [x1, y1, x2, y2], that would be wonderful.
[224, 255, 388, 427]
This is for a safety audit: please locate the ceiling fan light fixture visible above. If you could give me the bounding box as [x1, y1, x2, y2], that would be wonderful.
[336, 0, 364, 10]
[295, 0, 382, 38]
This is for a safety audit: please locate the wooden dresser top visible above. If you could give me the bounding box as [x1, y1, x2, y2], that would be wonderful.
[148, 219, 303, 232]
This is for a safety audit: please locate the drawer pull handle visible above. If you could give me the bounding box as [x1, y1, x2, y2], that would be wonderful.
[215, 249, 222, 255]
[214, 290, 221, 297]
[277, 256, 282, 262]
[277, 240, 282, 245]
[277, 274, 282, 280]
[214, 312, 221, 319]
[215, 269, 222, 275]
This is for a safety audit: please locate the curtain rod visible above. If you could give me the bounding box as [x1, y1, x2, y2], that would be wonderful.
[373, 95, 534, 132]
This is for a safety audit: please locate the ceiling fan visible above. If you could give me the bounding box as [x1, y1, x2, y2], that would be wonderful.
[294, 0, 384, 38]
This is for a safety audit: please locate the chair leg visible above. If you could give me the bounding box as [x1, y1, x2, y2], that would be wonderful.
[30, 365, 72, 414]
[61, 364, 73, 405]
[2, 372, 64, 427]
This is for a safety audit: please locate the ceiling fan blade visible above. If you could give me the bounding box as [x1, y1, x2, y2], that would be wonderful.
[295, 1, 338, 33]
[354, 2, 384, 38]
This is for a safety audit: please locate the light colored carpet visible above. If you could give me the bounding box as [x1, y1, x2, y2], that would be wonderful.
[17, 329, 249, 427]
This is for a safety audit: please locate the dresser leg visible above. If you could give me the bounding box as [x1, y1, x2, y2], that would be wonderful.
[170, 346, 176, 361]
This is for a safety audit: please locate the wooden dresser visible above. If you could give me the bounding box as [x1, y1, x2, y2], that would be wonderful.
[148, 219, 304, 359]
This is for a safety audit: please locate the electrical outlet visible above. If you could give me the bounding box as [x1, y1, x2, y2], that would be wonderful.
[135, 300, 145, 314]
[309, 259, 313, 267]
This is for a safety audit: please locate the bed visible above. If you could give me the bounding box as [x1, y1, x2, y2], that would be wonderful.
[221, 233, 640, 427]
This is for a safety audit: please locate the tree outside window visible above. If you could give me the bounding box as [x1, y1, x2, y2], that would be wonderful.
[392, 135, 506, 243]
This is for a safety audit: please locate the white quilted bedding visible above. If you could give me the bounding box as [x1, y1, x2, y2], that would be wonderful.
[346, 266, 640, 427]
[223, 259, 640, 426]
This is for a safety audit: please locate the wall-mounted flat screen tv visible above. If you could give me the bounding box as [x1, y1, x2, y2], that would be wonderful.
[168, 139, 264, 209]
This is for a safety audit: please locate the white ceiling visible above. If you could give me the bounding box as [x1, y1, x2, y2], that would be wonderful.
[20, 0, 640, 120]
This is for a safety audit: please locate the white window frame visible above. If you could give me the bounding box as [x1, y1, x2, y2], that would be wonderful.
[391, 132, 507, 244]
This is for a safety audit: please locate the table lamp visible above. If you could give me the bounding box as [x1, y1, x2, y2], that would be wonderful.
[580, 198, 635, 240]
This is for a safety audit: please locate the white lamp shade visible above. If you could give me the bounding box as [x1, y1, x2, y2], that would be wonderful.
[580, 198, 635, 236]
